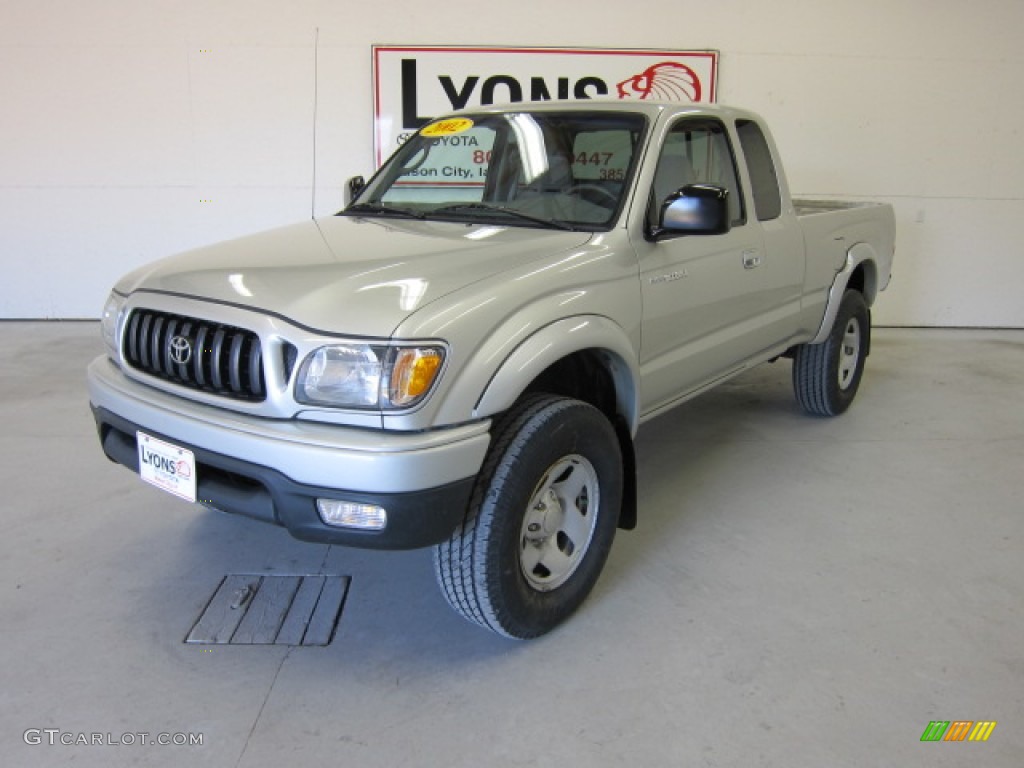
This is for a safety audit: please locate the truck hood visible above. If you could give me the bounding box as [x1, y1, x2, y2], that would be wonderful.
[119, 216, 593, 336]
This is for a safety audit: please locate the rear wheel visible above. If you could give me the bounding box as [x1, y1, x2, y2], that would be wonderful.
[793, 289, 870, 416]
[433, 395, 622, 638]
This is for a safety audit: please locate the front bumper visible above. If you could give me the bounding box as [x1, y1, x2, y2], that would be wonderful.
[88, 356, 490, 549]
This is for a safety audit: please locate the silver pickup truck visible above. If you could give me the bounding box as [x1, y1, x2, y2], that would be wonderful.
[88, 101, 894, 638]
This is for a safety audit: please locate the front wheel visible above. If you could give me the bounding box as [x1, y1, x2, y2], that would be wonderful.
[433, 395, 623, 639]
[792, 289, 870, 416]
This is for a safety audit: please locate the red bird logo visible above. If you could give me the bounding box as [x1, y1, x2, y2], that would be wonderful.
[616, 61, 702, 102]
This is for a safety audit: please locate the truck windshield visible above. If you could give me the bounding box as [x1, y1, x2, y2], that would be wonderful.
[346, 111, 647, 231]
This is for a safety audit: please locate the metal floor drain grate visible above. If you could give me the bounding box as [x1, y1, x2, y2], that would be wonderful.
[186, 574, 349, 646]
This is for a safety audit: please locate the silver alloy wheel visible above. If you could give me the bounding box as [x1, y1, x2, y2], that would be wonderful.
[519, 454, 600, 591]
[837, 317, 862, 390]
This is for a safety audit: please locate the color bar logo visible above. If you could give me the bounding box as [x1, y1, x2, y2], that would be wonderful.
[920, 721, 997, 742]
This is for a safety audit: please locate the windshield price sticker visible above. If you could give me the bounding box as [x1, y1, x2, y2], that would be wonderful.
[421, 118, 474, 137]
[137, 432, 197, 503]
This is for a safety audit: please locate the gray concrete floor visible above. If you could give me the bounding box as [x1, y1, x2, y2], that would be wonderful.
[1, 323, 1021, 767]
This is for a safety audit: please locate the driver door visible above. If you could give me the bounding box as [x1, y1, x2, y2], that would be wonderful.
[636, 117, 767, 414]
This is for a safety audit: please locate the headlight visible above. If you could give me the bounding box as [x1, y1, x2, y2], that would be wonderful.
[100, 292, 127, 360]
[296, 343, 445, 409]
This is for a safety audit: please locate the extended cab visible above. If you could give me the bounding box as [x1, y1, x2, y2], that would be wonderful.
[88, 102, 895, 638]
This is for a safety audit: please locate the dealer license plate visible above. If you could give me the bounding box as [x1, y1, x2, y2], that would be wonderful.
[137, 431, 197, 503]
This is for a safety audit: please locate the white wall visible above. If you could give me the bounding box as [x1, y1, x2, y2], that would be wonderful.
[2, 0, 1021, 326]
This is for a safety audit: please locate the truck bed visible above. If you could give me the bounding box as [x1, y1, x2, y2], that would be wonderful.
[792, 198, 885, 217]
[793, 197, 896, 304]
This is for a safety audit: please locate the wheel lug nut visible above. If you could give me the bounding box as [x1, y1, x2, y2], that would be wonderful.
[528, 523, 541, 533]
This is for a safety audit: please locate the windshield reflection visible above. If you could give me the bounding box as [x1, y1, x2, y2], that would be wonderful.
[344, 111, 647, 232]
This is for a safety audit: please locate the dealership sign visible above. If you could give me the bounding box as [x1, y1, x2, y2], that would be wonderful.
[372, 46, 719, 166]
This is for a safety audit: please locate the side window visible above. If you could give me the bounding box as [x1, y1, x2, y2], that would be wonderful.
[649, 119, 744, 228]
[735, 120, 782, 221]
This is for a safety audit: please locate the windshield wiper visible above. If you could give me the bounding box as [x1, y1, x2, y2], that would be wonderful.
[342, 202, 426, 220]
[429, 203, 577, 231]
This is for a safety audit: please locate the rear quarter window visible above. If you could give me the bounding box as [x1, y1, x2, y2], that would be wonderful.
[736, 120, 782, 221]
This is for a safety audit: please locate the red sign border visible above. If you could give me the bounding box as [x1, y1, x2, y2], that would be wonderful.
[372, 45, 720, 166]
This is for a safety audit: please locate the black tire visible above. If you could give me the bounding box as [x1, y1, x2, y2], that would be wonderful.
[793, 289, 870, 416]
[433, 395, 623, 639]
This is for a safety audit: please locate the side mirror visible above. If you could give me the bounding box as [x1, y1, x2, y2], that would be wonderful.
[656, 184, 730, 237]
[344, 175, 366, 206]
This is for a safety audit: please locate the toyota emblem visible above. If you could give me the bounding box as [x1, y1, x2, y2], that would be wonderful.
[169, 335, 193, 365]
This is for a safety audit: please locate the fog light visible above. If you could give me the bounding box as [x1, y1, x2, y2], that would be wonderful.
[316, 499, 387, 530]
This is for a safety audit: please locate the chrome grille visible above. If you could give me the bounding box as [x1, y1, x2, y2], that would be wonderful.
[122, 309, 266, 402]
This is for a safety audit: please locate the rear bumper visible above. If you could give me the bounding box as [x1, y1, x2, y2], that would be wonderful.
[88, 356, 489, 549]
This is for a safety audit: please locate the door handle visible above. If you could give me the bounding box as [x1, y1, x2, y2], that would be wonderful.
[742, 249, 763, 269]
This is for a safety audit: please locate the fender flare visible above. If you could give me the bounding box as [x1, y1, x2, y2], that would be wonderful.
[473, 315, 641, 435]
[809, 243, 880, 344]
